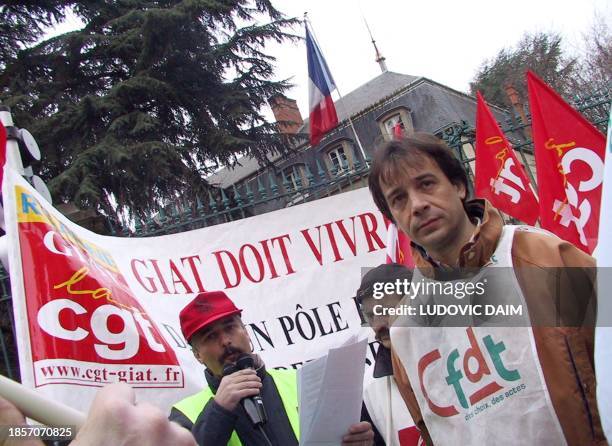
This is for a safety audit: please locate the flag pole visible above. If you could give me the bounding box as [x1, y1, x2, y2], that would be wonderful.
[304, 14, 369, 166]
[0, 374, 85, 431]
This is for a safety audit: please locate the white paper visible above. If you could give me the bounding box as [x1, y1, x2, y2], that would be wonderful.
[298, 337, 368, 445]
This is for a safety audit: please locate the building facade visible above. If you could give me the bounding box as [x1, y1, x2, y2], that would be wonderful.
[205, 71, 514, 220]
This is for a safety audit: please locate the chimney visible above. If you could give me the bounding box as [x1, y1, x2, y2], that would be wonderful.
[269, 95, 304, 135]
[504, 83, 531, 138]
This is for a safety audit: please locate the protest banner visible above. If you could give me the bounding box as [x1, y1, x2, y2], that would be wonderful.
[2, 167, 386, 413]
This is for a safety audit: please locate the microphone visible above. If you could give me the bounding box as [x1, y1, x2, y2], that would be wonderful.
[224, 354, 268, 426]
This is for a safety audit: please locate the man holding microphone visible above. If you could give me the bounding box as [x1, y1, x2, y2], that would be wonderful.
[170, 290, 374, 445]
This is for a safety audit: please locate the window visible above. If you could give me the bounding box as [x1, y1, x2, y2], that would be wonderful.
[383, 114, 404, 137]
[328, 146, 349, 173]
[282, 164, 307, 191]
[377, 108, 413, 140]
[320, 139, 356, 176]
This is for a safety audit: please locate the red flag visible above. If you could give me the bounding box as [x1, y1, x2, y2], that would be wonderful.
[384, 218, 415, 267]
[527, 71, 606, 253]
[475, 92, 539, 224]
[393, 121, 404, 139]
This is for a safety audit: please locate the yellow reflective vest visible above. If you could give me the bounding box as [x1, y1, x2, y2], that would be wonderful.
[173, 368, 299, 446]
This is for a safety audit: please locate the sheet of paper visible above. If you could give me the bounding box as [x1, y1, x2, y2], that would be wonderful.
[298, 337, 368, 446]
[297, 355, 327, 440]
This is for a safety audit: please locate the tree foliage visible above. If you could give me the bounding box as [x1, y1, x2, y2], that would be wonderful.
[469, 32, 577, 108]
[574, 15, 612, 91]
[0, 0, 299, 219]
[0, 1, 68, 68]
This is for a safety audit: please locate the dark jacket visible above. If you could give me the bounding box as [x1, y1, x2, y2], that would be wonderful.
[170, 365, 298, 446]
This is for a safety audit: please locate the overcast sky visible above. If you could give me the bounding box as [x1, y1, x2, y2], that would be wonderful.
[267, 0, 610, 120]
[50, 0, 610, 121]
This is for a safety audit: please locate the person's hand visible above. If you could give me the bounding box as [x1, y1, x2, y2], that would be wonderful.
[0, 396, 43, 446]
[214, 369, 262, 411]
[341, 421, 374, 445]
[71, 383, 195, 446]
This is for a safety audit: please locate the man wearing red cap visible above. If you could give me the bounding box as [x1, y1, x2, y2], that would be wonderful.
[169, 291, 374, 446]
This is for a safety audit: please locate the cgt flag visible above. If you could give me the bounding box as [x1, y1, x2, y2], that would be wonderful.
[475, 92, 538, 224]
[527, 71, 606, 253]
[305, 22, 338, 146]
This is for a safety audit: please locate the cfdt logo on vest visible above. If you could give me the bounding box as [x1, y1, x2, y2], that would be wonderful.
[418, 327, 522, 418]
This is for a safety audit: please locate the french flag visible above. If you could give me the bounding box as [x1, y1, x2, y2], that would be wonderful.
[306, 23, 338, 146]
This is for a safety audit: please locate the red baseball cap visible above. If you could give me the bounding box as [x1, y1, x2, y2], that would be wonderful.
[179, 291, 242, 342]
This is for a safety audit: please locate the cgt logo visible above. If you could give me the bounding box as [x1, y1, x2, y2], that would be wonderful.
[418, 327, 520, 417]
[36, 266, 167, 361]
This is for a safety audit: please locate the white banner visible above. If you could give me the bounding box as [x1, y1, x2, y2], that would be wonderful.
[595, 105, 612, 440]
[2, 167, 386, 413]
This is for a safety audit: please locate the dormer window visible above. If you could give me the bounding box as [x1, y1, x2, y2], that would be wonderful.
[377, 108, 413, 140]
[383, 114, 403, 137]
[328, 145, 349, 173]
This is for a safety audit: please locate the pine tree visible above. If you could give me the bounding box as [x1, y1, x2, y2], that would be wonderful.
[0, 0, 299, 220]
[0, 1, 68, 68]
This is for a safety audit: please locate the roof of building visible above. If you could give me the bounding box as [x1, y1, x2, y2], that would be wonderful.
[207, 152, 280, 189]
[300, 71, 419, 130]
[208, 71, 419, 188]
